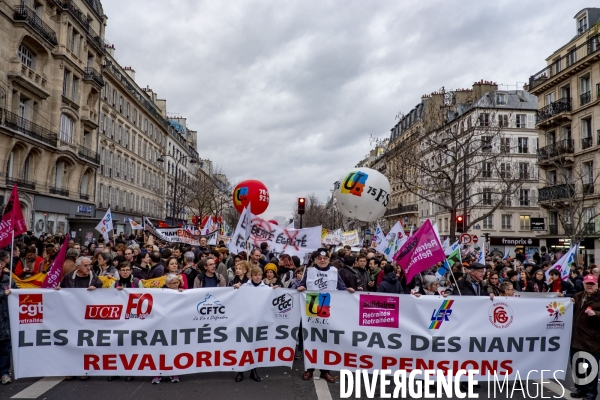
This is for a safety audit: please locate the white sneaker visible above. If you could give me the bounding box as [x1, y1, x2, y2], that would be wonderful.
[1, 375, 11, 385]
[151, 377, 161, 384]
[170, 376, 179, 383]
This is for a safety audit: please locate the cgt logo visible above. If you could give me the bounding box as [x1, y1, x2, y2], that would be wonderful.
[19, 294, 43, 324]
[429, 300, 454, 329]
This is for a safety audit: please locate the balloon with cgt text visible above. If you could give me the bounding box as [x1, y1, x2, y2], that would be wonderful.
[232, 179, 270, 215]
[333, 168, 391, 222]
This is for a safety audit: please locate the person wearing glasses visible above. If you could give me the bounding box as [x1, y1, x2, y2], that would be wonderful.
[193, 257, 226, 288]
[498, 282, 515, 296]
[296, 248, 354, 384]
[110, 261, 143, 289]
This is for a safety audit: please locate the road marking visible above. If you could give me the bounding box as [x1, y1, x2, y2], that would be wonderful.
[314, 378, 333, 400]
[11, 377, 64, 399]
[540, 379, 570, 399]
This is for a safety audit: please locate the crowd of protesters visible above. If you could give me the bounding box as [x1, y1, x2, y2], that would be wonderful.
[0, 232, 599, 398]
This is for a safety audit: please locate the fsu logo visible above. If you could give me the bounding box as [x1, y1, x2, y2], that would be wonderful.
[488, 302, 514, 329]
[19, 294, 43, 324]
[340, 172, 368, 197]
[306, 293, 331, 318]
[234, 187, 249, 206]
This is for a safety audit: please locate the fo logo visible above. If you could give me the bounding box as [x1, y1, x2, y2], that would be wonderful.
[19, 294, 43, 324]
[306, 293, 331, 318]
[272, 293, 294, 319]
[125, 293, 153, 320]
[488, 302, 513, 329]
[340, 171, 368, 197]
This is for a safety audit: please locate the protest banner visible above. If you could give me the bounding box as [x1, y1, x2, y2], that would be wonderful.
[377, 222, 405, 261]
[340, 230, 360, 247]
[300, 292, 571, 380]
[229, 211, 321, 258]
[321, 229, 342, 246]
[9, 287, 301, 378]
[393, 219, 446, 283]
[155, 228, 218, 246]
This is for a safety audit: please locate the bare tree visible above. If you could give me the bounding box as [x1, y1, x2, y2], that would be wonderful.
[181, 164, 233, 224]
[293, 193, 346, 229]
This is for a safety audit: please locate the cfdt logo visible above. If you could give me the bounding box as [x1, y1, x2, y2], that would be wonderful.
[545, 301, 566, 330]
[488, 302, 514, 329]
[234, 187, 248, 206]
[196, 294, 227, 321]
[272, 293, 294, 319]
[340, 171, 368, 197]
[125, 293, 153, 320]
[429, 299, 454, 329]
[306, 293, 331, 325]
[19, 294, 43, 324]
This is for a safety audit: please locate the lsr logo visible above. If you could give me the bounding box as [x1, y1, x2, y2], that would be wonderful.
[19, 294, 43, 324]
[85, 294, 154, 320]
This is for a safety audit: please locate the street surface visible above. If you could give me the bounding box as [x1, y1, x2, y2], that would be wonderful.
[0, 358, 595, 399]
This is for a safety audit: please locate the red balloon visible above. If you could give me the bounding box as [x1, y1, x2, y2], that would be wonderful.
[232, 180, 270, 214]
[268, 220, 278, 225]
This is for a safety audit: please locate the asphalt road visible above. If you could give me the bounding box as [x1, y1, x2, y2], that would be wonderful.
[0, 358, 596, 399]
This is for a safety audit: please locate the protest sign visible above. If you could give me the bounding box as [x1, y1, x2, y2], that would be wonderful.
[9, 288, 300, 378]
[321, 229, 342, 246]
[300, 292, 571, 380]
[155, 228, 218, 246]
[340, 230, 360, 247]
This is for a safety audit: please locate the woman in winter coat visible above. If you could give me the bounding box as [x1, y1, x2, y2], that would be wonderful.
[96, 252, 117, 278]
[377, 264, 403, 294]
[526, 269, 549, 293]
[487, 271, 501, 296]
[414, 275, 440, 297]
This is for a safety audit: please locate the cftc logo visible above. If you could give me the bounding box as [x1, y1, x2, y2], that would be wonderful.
[571, 351, 599, 386]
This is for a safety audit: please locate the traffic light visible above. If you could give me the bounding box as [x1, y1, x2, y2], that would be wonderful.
[298, 198, 306, 215]
[456, 215, 464, 233]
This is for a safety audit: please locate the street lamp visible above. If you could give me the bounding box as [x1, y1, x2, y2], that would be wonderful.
[157, 153, 197, 227]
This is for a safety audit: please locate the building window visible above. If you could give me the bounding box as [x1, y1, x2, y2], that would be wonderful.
[60, 114, 74, 143]
[519, 189, 530, 206]
[517, 137, 528, 153]
[498, 114, 508, 127]
[519, 163, 530, 180]
[71, 77, 79, 102]
[483, 215, 493, 229]
[482, 162, 492, 178]
[501, 214, 511, 230]
[500, 138, 511, 153]
[478, 113, 490, 127]
[18, 44, 34, 68]
[481, 136, 492, 150]
[578, 16, 588, 35]
[496, 94, 506, 105]
[483, 188, 493, 206]
[519, 215, 530, 230]
[500, 163, 511, 179]
[63, 70, 71, 96]
[516, 114, 526, 128]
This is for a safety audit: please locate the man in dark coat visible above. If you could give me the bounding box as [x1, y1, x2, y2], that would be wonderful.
[58, 256, 103, 289]
[147, 251, 165, 279]
[338, 256, 358, 291]
[377, 264, 403, 294]
[0, 262, 17, 384]
[570, 274, 600, 399]
[444, 263, 492, 298]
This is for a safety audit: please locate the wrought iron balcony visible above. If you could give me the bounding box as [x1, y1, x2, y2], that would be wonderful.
[14, 5, 58, 46]
[583, 183, 595, 195]
[538, 184, 575, 202]
[537, 139, 574, 161]
[83, 67, 104, 87]
[78, 145, 100, 164]
[49, 186, 69, 197]
[79, 193, 89, 200]
[2, 111, 58, 146]
[549, 224, 558, 235]
[6, 177, 36, 190]
[582, 136, 593, 150]
[59, 0, 105, 53]
[529, 33, 600, 91]
[580, 91, 591, 106]
[536, 97, 571, 123]
[384, 204, 418, 216]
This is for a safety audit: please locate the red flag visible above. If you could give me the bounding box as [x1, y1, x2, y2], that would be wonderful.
[41, 234, 70, 288]
[158, 220, 169, 228]
[0, 185, 27, 248]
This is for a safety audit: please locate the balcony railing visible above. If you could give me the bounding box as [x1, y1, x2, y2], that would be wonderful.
[384, 204, 418, 216]
[2, 111, 58, 146]
[77, 145, 100, 164]
[6, 177, 36, 190]
[59, 0, 105, 53]
[582, 136, 593, 150]
[529, 33, 600, 91]
[79, 193, 89, 200]
[83, 67, 104, 86]
[580, 91, 591, 106]
[583, 182, 595, 195]
[537, 139, 574, 161]
[538, 184, 575, 202]
[14, 5, 58, 46]
[536, 97, 571, 123]
[49, 186, 69, 197]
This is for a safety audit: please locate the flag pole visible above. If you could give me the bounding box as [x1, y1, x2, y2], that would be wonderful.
[8, 228, 14, 289]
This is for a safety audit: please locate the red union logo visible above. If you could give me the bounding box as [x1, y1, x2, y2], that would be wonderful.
[125, 293, 153, 319]
[488, 302, 514, 329]
[19, 294, 43, 324]
[85, 305, 123, 320]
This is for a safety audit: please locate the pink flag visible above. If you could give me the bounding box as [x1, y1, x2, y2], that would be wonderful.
[393, 219, 446, 284]
[0, 185, 27, 248]
[41, 234, 70, 288]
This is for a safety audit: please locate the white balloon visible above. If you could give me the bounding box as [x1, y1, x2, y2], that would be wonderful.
[333, 168, 391, 222]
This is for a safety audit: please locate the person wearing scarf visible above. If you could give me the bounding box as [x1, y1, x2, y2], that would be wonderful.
[526, 269, 548, 292]
[110, 262, 143, 289]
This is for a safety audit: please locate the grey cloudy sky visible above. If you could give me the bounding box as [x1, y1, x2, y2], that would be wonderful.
[102, 0, 591, 221]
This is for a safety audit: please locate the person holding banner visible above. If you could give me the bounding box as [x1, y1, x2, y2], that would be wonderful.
[193, 257, 226, 288]
[110, 262, 143, 289]
[548, 268, 575, 297]
[444, 263, 492, 298]
[297, 248, 354, 384]
[0, 259, 16, 385]
[56, 257, 103, 291]
[526, 270, 549, 293]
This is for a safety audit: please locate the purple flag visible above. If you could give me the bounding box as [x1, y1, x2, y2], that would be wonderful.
[393, 220, 446, 284]
[41, 235, 70, 288]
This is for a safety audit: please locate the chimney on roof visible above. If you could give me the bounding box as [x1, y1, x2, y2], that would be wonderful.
[472, 80, 498, 99]
[104, 43, 115, 57]
[123, 66, 136, 81]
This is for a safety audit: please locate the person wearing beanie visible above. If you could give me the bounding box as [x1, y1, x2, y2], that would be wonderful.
[263, 263, 282, 288]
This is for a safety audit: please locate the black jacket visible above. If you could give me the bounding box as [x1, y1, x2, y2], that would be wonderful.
[446, 274, 488, 296]
[60, 270, 103, 289]
[339, 265, 358, 291]
[377, 272, 403, 294]
[569, 274, 584, 293]
[0, 272, 17, 340]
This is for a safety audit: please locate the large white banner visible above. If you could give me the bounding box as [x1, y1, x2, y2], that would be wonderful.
[229, 212, 321, 257]
[300, 292, 572, 380]
[155, 228, 218, 246]
[9, 288, 301, 378]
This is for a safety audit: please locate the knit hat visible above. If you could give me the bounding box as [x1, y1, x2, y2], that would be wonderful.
[264, 263, 278, 274]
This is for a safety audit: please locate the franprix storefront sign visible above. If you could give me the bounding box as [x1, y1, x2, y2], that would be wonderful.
[10, 289, 572, 380]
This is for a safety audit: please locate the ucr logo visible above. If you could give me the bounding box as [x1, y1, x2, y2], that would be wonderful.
[19, 294, 43, 324]
[234, 187, 249, 206]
